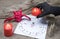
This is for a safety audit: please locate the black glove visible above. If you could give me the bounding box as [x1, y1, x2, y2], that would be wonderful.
[35, 2, 60, 18]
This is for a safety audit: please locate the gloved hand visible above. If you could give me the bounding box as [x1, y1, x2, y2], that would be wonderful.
[35, 2, 60, 18]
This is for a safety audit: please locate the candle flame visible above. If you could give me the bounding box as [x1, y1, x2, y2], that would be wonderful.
[34, 9, 36, 12]
[5, 24, 12, 30]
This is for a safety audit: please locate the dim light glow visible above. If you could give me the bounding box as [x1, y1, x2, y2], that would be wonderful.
[5, 23, 11, 30]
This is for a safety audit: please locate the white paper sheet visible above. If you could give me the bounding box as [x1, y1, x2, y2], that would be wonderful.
[14, 15, 48, 39]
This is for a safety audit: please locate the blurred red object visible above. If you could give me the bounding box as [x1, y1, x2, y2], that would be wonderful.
[4, 8, 31, 23]
[4, 23, 13, 37]
[32, 7, 42, 16]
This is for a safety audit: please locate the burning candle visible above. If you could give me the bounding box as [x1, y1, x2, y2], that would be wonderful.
[32, 7, 42, 16]
[4, 23, 13, 37]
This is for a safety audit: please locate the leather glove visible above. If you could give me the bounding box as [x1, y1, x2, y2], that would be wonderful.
[35, 2, 60, 18]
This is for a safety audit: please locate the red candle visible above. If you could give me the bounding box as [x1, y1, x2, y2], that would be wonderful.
[4, 23, 13, 37]
[32, 7, 42, 16]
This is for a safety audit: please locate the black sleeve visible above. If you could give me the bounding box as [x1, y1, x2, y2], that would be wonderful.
[50, 6, 60, 16]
